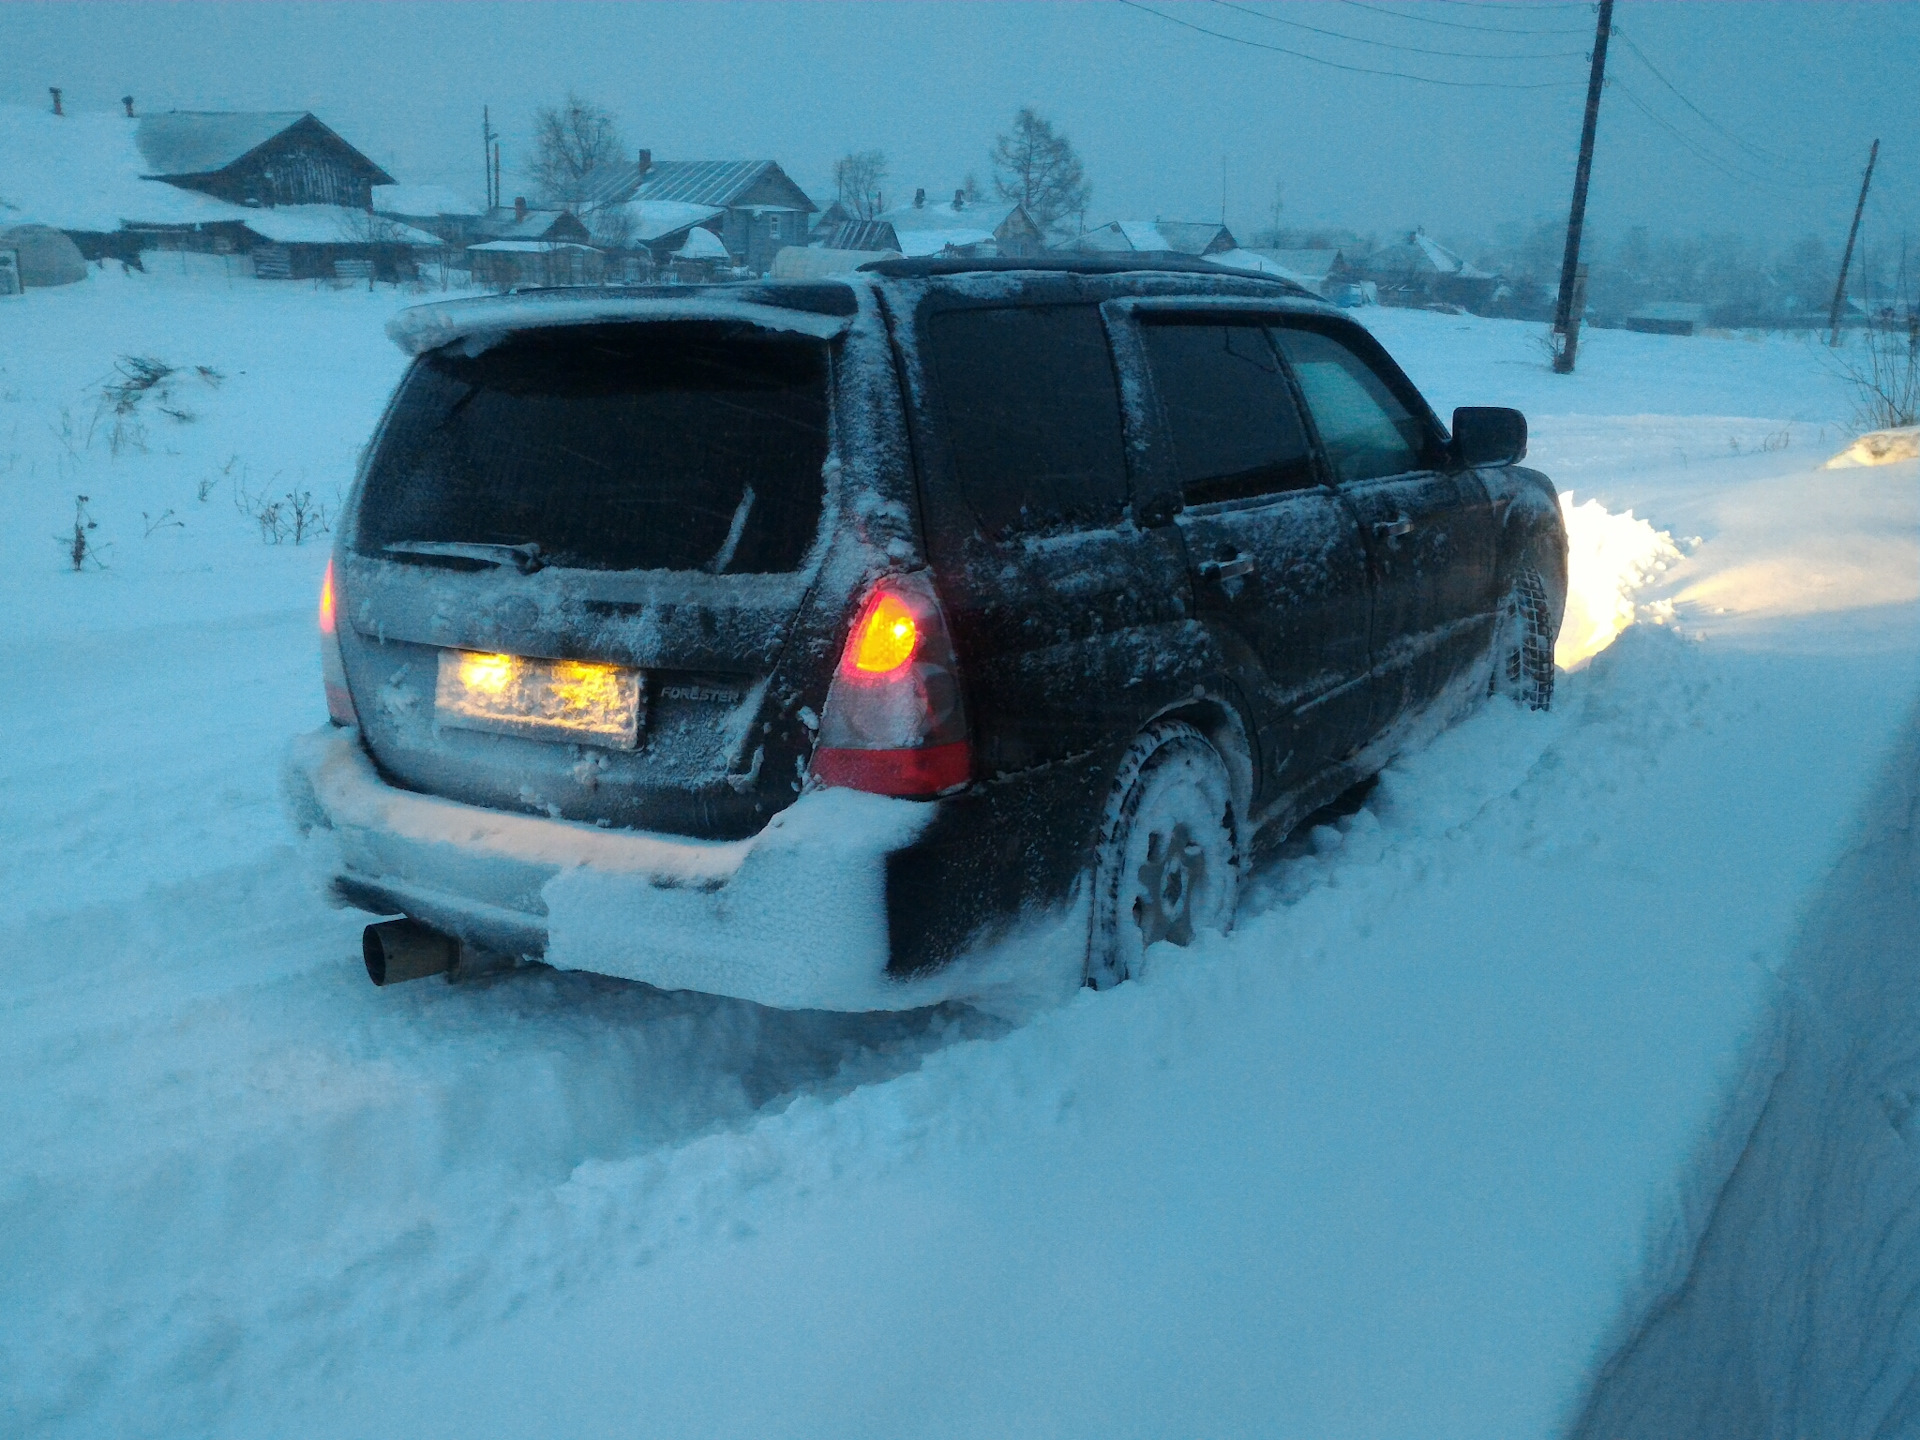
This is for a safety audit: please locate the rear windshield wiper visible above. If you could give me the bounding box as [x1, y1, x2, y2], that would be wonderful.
[382, 540, 545, 573]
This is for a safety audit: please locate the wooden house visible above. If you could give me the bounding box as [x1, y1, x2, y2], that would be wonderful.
[1059, 220, 1238, 258]
[135, 111, 392, 210]
[578, 152, 816, 273]
[823, 189, 1042, 259]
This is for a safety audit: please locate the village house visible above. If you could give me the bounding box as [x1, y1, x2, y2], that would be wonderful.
[823, 189, 1043, 259]
[1355, 230, 1500, 313]
[373, 183, 485, 246]
[1058, 219, 1239, 258]
[577, 152, 816, 274]
[0, 96, 435, 281]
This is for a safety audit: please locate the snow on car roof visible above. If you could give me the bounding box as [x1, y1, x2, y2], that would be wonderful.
[387, 290, 855, 355]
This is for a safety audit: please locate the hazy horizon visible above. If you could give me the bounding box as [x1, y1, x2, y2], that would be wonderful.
[5, 1, 1916, 262]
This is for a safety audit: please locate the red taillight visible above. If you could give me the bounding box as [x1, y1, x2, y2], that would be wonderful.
[320, 557, 358, 727]
[811, 574, 970, 798]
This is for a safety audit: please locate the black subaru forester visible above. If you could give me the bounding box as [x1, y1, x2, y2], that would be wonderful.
[285, 256, 1566, 1009]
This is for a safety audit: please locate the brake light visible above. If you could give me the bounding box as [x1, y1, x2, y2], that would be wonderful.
[319, 557, 358, 727]
[811, 574, 970, 797]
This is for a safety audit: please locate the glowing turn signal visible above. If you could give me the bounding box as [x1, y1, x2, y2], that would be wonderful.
[849, 591, 919, 675]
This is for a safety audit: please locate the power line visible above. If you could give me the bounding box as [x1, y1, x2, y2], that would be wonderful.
[1115, 0, 1586, 87]
[1425, 0, 1591, 10]
[1205, 0, 1588, 60]
[1330, 0, 1594, 37]
[1610, 81, 1832, 195]
[1612, 28, 1828, 181]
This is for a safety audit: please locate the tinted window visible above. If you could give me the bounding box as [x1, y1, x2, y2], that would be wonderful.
[356, 323, 828, 573]
[1271, 327, 1428, 483]
[1140, 321, 1316, 503]
[926, 305, 1127, 536]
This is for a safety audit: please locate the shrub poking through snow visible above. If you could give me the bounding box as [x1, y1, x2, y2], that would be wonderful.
[1831, 318, 1920, 432]
[237, 476, 328, 545]
[59, 493, 104, 570]
[89, 356, 224, 456]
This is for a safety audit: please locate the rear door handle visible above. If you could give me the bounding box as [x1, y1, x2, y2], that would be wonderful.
[1199, 553, 1257, 582]
[1373, 516, 1413, 540]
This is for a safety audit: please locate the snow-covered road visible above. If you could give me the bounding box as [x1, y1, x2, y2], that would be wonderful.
[2, 263, 1915, 1437]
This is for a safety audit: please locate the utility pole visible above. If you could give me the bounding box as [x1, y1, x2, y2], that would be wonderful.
[1552, 0, 1614, 375]
[482, 106, 498, 210]
[1828, 138, 1879, 346]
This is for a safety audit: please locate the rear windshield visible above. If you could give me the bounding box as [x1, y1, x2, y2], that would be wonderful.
[356, 323, 830, 573]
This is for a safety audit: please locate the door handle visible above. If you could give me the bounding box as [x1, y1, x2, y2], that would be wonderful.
[1373, 516, 1413, 540]
[1199, 552, 1257, 582]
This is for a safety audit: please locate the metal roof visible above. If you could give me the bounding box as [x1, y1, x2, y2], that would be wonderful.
[136, 111, 311, 177]
[641, 160, 798, 208]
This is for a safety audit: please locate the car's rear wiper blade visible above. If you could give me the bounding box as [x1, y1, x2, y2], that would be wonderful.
[382, 540, 544, 573]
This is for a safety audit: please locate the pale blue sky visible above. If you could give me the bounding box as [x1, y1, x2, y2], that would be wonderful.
[5, 2, 1916, 255]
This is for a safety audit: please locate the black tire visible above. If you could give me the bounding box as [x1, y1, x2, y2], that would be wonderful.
[1086, 719, 1240, 989]
[1490, 565, 1556, 711]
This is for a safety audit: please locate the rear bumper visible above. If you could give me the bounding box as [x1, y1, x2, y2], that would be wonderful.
[283, 726, 954, 1010]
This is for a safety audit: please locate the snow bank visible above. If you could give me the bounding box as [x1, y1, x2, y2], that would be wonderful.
[1556, 491, 1684, 668]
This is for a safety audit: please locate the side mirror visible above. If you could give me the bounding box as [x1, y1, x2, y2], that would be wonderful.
[1451, 407, 1527, 468]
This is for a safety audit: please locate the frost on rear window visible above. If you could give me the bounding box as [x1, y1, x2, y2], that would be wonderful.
[356, 322, 829, 573]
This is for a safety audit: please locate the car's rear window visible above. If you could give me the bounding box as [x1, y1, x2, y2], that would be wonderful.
[925, 305, 1127, 537]
[356, 322, 830, 573]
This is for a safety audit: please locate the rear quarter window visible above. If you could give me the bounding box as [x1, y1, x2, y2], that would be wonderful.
[356, 323, 829, 573]
[925, 305, 1127, 537]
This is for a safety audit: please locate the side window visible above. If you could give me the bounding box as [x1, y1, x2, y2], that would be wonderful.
[1139, 321, 1317, 504]
[1271, 326, 1429, 483]
[925, 305, 1127, 536]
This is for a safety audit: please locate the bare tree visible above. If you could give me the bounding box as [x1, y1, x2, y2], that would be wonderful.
[991, 107, 1090, 239]
[528, 93, 625, 209]
[832, 149, 888, 221]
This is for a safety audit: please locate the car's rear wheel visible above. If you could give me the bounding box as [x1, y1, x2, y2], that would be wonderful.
[1086, 720, 1240, 989]
[1490, 566, 1555, 711]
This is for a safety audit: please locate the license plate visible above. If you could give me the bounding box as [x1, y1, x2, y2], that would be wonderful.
[434, 649, 643, 750]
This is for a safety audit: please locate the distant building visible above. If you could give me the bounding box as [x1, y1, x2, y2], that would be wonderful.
[374, 184, 485, 246]
[1356, 230, 1498, 312]
[1057, 219, 1238, 258]
[134, 111, 391, 210]
[473, 198, 591, 244]
[1623, 301, 1711, 337]
[578, 152, 817, 273]
[821, 189, 1042, 259]
[0, 100, 428, 280]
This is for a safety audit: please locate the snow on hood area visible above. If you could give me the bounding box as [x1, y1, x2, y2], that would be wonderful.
[2, 261, 1917, 1438]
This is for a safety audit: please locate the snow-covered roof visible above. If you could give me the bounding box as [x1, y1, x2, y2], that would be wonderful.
[878, 195, 1020, 237]
[1207, 249, 1313, 284]
[1263, 248, 1342, 280]
[240, 204, 439, 246]
[672, 227, 731, 260]
[589, 199, 725, 243]
[467, 240, 601, 254]
[0, 104, 254, 231]
[1059, 219, 1236, 257]
[374, 184, 482, 219]
[135, 111, 310, 176]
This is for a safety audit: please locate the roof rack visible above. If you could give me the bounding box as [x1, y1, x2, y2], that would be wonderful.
[859, 253, 1310, 292]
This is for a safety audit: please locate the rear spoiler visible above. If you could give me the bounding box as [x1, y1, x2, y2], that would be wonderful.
[388, 293, 853, 357]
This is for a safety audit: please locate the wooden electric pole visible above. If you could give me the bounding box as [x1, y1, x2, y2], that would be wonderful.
[483, 106, 499, 210]
[1828, 138, 1880, 346]
[1552, 0, 1614, 375]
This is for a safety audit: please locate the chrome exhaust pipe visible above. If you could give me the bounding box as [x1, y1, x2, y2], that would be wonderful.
[363, 919, 458, 986]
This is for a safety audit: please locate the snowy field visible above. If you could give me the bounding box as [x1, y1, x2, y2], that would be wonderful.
[2, 260, 1916, 1438]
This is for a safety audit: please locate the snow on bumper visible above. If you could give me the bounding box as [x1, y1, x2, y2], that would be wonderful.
[283, 726, 939, 1010]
